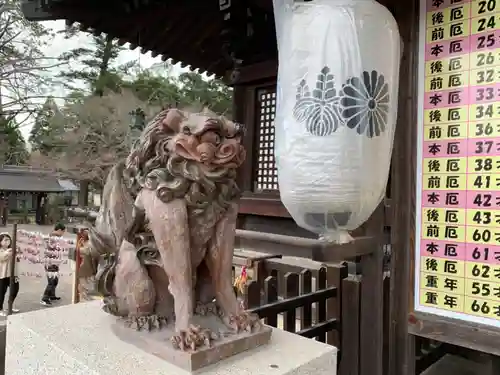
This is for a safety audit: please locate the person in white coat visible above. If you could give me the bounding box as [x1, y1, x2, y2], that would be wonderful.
[0, 233, 19, 316]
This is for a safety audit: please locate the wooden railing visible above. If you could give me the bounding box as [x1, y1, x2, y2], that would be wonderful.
[244, 265, 346, 345]
[234, 249, 445, 375]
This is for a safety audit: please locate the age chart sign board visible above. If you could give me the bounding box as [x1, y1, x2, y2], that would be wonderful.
[416, 0, 500, 328]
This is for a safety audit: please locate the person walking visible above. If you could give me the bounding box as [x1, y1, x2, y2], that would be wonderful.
[40, 223, 65, 306]
[0, 233, 20, 315]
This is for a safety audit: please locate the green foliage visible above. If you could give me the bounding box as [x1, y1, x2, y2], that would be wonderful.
[27, 28, 233, 192]
[55, 30, 232, 114]
[123, 70, 182, 107]
[29, 97, 65, 154]
[57, 34, 135, 95]
[123, 65, 233, 115]
[0, 116, 29, 165]
[52, 31, 135, 200]
[177, 72, 232, 115]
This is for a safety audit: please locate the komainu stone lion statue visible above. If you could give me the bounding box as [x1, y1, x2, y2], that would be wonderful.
[87, 108, 262, 351]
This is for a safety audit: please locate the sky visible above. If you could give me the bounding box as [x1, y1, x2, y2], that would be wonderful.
[41, 20, 163, 70]
[18, 20, 184, 140]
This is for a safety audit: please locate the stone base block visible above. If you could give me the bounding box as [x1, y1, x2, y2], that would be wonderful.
[111, 313, 272, 371]
[6, 301, 338, 375]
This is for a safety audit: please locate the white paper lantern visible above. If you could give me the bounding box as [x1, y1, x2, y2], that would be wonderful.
[273, 0, 401, 243]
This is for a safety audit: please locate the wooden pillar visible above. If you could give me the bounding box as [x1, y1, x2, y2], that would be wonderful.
[233, 84, 249, 230]
[387, 0, 419, 373]
[233, 84, 251, 193]
[35, 192, 42, 224]
[359, 205, 385, 375]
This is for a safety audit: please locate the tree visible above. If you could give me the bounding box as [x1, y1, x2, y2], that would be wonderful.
[123, 63, 233, 115]
[0, 0, 66, 120]
[30, 90, 159, 189]
[123, 69, 182, 108]
[27, 42, 233, 203]
[177, 72, 232, 115]
[0, 115, 28, 165]
[58, 32, 135, 96]
[29, 97, 65, 154]
[55, 30, 136, 205]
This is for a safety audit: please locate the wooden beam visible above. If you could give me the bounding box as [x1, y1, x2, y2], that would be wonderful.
[251, 0, 273, 11]
[21, 0, 60, 21]
[239, 195, 290, 217]
[54, 2, 225, 77]
[236, 229, 376, 261]
[226, 60, 278, 85]
[236, 229, 324, 247]
[156, 4, 222, 76]
[408, 312, 500, 356]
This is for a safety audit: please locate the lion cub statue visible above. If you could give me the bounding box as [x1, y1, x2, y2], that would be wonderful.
[87, 108, 261, 351]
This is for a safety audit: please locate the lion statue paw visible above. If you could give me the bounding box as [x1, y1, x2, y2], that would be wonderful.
[122, 314, 169, 331]
[224, 311, 262, 333]
[170, 325, 219, 351]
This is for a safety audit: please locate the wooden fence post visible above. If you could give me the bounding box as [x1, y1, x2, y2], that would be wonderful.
[326, 263, 348, 347]
[340, 275, 361, 375]
[316, 268, 327, 343]
[383, 275, 391, 375]
[264, 276, 278, 327]
[245, 280, 261, 309]
[359, 244, 384, 375]
[284, 273, 299, 333]
[300, 269, 313, 330]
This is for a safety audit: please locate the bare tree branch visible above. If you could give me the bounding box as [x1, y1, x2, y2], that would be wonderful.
[29, 90, 160, 188]
[0, 0, 69, 116]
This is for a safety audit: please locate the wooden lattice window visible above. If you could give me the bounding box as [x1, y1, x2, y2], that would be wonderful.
[254, 87, 278, 192]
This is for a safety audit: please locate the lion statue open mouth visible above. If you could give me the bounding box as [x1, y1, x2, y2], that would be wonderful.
[125, 108, 246, 213]
[86, 108, 262, 352]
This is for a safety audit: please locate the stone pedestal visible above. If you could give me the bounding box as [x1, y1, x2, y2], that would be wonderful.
[6, 301, 338, 375]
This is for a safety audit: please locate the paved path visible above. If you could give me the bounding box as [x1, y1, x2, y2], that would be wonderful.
[0, 224, 74, 315]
